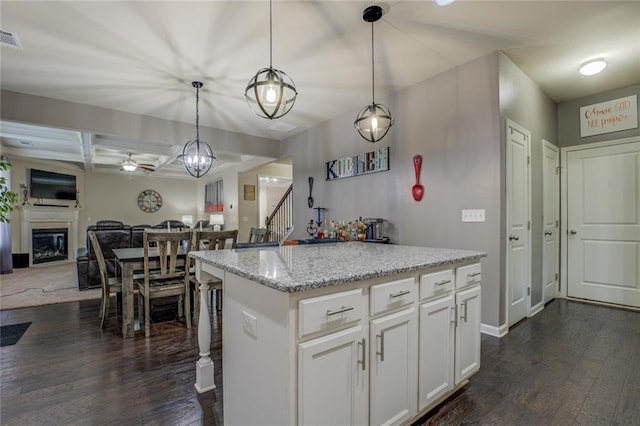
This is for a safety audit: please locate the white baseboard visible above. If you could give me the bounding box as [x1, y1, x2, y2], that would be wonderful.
[529, 301, 544, 317]
[480, 322, 508, 338]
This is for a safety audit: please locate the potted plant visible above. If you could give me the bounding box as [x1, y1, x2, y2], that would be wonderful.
[0, 160, 19, 223]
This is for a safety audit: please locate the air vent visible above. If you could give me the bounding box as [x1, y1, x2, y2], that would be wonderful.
[0, 30, 23, 50]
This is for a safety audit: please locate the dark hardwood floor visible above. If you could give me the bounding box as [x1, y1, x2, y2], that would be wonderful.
[1, 298, 638, 425]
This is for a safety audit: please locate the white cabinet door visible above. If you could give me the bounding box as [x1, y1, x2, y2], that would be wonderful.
[454, 285, 481, 384]
[370, 307, 418, 426]
[418, 294, 454, 410]
[298, 325, 367, 426]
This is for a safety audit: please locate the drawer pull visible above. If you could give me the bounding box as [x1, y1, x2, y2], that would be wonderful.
[435, 279, 451, 286]
[326, 306, 354, 316]
[467, 272, 481, 278]
[377, 332, 385, 362]
[358, 338, 366, 371]
[389, 290, 410, 298]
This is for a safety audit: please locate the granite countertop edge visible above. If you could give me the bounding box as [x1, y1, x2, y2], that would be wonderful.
[190, 248, 487, 293]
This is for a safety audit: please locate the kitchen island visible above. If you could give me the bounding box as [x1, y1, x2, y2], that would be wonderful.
[190, 242, 487, 425]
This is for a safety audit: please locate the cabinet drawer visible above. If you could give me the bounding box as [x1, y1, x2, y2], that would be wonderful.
[455, 263, 481, 289]
[370, 277, 416, 315]
[298, 289, 363, 338]
[420, 269, 454, 300]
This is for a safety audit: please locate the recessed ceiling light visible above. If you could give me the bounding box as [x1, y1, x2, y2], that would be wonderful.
[434, 0, 456, 6]
[580, 59, 607, 76]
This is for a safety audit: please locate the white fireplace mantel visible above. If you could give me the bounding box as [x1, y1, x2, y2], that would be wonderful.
[16, 205, 79, 267]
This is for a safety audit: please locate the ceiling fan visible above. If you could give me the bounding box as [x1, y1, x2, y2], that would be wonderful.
[120, 152, 156, 172]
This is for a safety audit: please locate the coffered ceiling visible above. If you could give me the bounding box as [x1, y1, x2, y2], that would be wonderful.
[1, 1, 639, 178]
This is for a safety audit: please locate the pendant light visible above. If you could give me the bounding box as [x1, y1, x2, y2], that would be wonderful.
[245, 0, 297, 119]
[178, 81, 218, 178]
[354, 5, 394, 143]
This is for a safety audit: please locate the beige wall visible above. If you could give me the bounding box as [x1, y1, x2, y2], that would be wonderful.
[8, 156, 198, 250]
[281, 53, 503, 327]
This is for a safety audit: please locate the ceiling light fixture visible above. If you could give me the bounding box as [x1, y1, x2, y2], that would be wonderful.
[245, 0, 297, 120]
[178, 81, 217, 178]
[579, 58, 607, 76]
[122, 153, 137, 172]
[433, 0, 456, 6]
[354, 5, 394, 143]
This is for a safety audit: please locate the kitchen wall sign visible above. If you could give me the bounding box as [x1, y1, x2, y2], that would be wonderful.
[325, 146, 389, 181]
[580, 95, 638, 137]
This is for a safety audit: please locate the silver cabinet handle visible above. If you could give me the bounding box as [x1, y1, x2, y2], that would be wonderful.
[389, 290, 410, 298]
[544, 231, 552, 236]
[435, 279, 451, 286]
[467, 272, 481, 278]
[461, 301, 469, 322]
[509, 234, 519, 241]
[358, 338, 366, 371]
[569, 229, 577, 235]
[452, 305, 458, 327]
[326, 306, 354, 316]
[377, 332, 385, 362]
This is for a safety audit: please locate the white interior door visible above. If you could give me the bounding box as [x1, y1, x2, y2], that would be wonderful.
[566, 140, 640, 308]
[542, 140, 560, 304]
[506, 119, 531, 327]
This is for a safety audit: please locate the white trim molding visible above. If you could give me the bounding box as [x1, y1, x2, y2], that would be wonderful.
[529, 301, 545, 317]
[481, 322, 508, 338]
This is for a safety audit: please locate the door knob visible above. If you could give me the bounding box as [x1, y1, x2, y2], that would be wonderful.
[509, 234, 519, 241]
[569, 230, 577, 235]
[544, 231, 552, 236]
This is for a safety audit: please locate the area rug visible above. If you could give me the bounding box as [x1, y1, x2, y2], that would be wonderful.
[0, 322, 31, 346]
[0, 263, 101, 310]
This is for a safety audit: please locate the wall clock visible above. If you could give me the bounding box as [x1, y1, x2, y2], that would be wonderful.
[137, 189, 163, 213]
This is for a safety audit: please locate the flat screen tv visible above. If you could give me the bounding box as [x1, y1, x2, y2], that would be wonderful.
[29, 169, 77, 200]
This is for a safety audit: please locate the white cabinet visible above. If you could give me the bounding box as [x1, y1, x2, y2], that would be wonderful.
[454, 284, 481, 384]
[418, 294, 454, 410]
[298, 325, 367, 426]
[370, 307, 418, 426]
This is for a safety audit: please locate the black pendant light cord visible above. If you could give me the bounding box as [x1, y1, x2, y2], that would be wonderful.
[269, 0, 273, 68]
[371, 20, 375, 104]
[195, 85, 200, 143]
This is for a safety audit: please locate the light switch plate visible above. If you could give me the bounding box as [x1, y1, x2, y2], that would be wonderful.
[462, 209, 486, 222]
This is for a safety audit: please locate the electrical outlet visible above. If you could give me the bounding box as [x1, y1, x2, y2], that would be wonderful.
[462, 209, 486, 222]
[242, 311, 257, 339]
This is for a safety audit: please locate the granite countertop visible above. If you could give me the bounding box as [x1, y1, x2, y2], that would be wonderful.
[189, 242, 487, 293]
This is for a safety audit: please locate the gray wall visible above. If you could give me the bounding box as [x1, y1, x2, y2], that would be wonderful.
[282, 53, 503, 328]
[498, 53, 558, 311]
[558, 84, 640, 147]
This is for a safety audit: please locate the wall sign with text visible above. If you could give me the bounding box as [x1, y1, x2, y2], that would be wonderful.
[325, 147, 389, 181]
[580, 95, 638, 137]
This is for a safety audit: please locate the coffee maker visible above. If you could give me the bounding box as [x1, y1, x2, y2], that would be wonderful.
[363, 218, 386, 241]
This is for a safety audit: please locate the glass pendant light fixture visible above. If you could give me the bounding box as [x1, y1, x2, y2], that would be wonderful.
[245, 0, 297, 119]
[355, 5, 394, 143]
[178, 81, 217, 178]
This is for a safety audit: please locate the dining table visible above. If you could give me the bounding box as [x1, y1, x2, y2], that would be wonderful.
[113, 246, 188, 338]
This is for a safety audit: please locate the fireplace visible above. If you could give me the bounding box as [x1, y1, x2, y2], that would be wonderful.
[32, 228, 68, 264]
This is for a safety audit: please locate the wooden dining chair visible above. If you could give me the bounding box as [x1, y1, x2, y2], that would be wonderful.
[89, 230, 122, 329]
[248, 227, 267, 243]
[134, 230, 192, 338]
[190, 229, 238, 322]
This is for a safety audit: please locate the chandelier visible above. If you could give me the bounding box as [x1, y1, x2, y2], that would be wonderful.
[178, 81, 217, 178]
[244, 0, 297, 119]
[354, 5, 394, 143]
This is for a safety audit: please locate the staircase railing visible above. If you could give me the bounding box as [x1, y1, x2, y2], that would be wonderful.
[264, 184, 293, 243]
